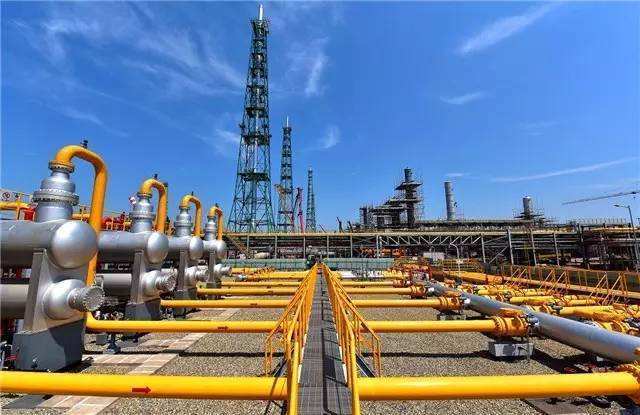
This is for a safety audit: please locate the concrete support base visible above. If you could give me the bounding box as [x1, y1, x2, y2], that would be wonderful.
[125, 298, 162, 321]
[173, 288, 197, 317]
[488, 339, 534, 358]
[13, 319, 85, 371]
[436, 312, 466, 321]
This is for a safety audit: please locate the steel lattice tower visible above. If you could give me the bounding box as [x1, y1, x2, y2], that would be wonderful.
[305, 168, 316, 232]
[228, 5, 275, 232]
[277, 117, 294, 232]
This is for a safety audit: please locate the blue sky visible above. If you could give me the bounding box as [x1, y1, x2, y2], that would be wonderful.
[2, 1, 639, 228]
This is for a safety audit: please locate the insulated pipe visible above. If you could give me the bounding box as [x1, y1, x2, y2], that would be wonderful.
[0, 284, 29, 319]
[161, 299, 289, 308]
[197, 287, 297, 296]
[206, 205, 224, 240]
[179, 194, 202, 237]
[52, 145, 107, 285]
[85, 315, 277, 333]
[0, 372, 287, 400]
[426, 281, 640, 362]
[166, 235, 204, 261]
[98, 231, 169, 264]
[357, 372, 640, 401]
[0, 220, 97, 268]
[98, 271, 176, 297]
[139, 178, 168, 233]
[366, 318, 528, 336]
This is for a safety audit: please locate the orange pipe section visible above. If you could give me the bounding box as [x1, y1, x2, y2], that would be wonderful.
[140, 178, 168, 233]
[180, 194, 202, 237]
[52, 145, 107, 285]
[197, 287, 296, 296]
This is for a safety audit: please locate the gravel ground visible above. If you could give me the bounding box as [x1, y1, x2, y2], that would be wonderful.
[358, 298, 624, 414]
[104, 306, 285, 414]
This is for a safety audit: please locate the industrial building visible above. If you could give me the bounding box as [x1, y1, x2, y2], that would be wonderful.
[2, 4, 640, 415]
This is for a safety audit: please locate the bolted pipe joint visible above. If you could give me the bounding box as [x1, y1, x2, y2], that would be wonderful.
[129, 193, 156, 233]
[32, 163, 79, 222]
[185, 266, 208, 287]
[43, 279, 104, 320]
[490, 309, 538, 337]
[142, 270, 177, 296]
[213, 264, 232, 278]
[174, 207, 193, 237]
[409, 285, 427, 298]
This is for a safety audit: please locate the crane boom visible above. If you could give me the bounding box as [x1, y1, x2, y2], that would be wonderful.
[563, 190, 639, 205]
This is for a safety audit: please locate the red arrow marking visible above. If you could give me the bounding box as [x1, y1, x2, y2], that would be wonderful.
[132, 386, 151, 394]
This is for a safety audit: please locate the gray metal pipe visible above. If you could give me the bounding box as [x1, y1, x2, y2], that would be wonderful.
[98, 270, 176, 298]
[167, 236, 203, 261]
[0, 220, 97, 269]
[98, 231, 168, 264]
[0, 284, 28, 319]
[425, 281, 640, 363]
[203, 239, 227, 260]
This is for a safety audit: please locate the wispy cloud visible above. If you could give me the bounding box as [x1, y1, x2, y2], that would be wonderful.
[440, 91, 487, 105]
[519, 120, 557, 136]
[318, 125, 340, 150]
[286, 38, 329, 97]
[457, 3, 560, 56]
[492, 157, 637, 183]
[446, 172, 467, 178]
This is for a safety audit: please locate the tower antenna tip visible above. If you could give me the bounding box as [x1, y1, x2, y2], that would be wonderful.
[258, 4, 264, 20]
[286, 116, 289, 127]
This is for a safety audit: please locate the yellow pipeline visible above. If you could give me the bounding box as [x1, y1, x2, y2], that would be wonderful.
[207, 205, 224, 240]
[344, 286, 424, 296]
[140, 178, 168, 233]
[352, 298, 462, 310]
[52, 145, 107, 285]
[366, 317, 528, 336]
[0, 201, 30, 219]
[197, 287, 297, 296]
[161, 299, 288, 308]
[222, 281, 300, 287]
[179, 194, 202, 237]
[357, 371, 640, 401]
[341, 281, 396, 287]
[85, 314, 276, 333]
[0, 372, 287, 400]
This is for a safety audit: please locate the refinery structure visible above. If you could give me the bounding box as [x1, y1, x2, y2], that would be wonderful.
[2, 4, 640, 415]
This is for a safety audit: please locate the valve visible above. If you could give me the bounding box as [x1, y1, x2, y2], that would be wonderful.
[43, 279, 104, 320]
[491, 308, 538, 337]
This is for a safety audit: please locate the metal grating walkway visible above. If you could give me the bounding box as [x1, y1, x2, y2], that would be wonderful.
[297, 273, 352, 414]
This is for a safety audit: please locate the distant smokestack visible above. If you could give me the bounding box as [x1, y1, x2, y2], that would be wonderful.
[523, 196, 533, 219]
[444, 181, 456, 221]
[404, 168, 413, 182]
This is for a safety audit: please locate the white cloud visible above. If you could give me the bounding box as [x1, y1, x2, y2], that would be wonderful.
[440, 91, 487, 105]
[196, 128, 240, 158]
[519, 120, 557, 136]
[492, 158, 637, 183]
[457, 3, 560, 56]
[446, 172, 467, 178]
[286, 38, 329, 97]
[319, 125, 340, 150]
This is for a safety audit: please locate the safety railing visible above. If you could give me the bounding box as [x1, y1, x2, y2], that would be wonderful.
[322, 264, 381, 415]
[264, 265, 318, 415]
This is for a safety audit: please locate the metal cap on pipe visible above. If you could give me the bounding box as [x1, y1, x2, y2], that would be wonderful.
[43, 279, 104, 320]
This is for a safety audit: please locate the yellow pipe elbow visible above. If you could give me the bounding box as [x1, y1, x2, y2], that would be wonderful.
[180, 194, 202, 237]
[52, 145, 108, 285]
[207, 205, 224, 240]
[139, 178, 168, 233]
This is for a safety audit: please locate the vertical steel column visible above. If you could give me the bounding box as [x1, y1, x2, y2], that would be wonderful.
[274, 235, 278, 259]
[480, 234, 486, 263]
[326, 235, 330, 257]
[530, 229, 537, 266]
[349, 234, 354, 258]
[553, 232, 560, 266]
[507, 229, 514, 265]
[375, 234, 380, 258]
[303, 236, 306, 259]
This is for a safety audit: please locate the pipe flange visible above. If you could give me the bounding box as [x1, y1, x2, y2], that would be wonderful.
[48, 160, 74, 173]
[32, 188, 79, 205]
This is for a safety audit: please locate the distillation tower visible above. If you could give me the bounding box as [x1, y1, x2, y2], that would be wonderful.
[228, 5, 275, 232]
